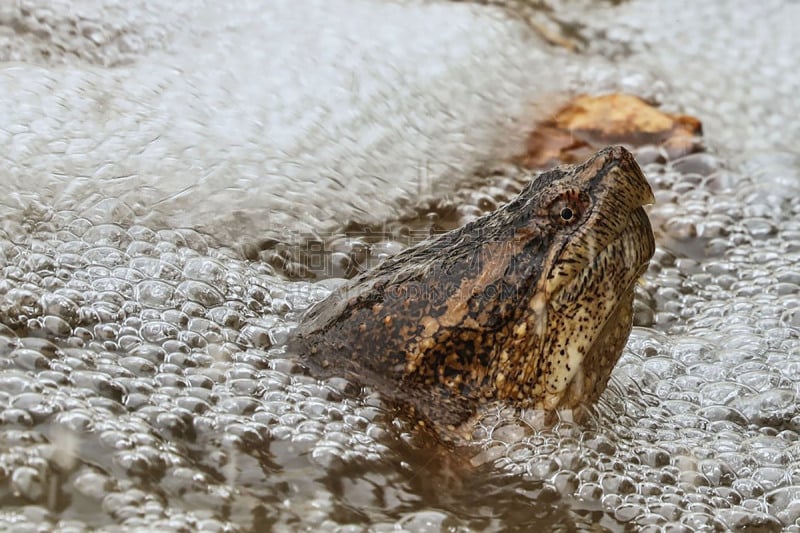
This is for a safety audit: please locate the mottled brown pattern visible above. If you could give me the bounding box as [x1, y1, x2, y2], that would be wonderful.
[290, 146, 655, 436]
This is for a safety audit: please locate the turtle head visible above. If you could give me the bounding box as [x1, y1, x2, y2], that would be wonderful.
[492, 145, 655, 412]
[293, 145, 655, 431]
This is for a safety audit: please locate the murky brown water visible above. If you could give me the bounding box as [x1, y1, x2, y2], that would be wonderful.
[1, 0, 800, 531]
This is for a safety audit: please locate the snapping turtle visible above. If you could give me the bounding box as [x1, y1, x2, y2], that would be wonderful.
[291, 146, 655, 437]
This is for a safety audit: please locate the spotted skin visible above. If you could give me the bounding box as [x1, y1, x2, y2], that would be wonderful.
[290, 146, 655, 436]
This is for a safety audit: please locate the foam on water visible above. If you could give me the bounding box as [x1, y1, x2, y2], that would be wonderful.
[0, 0, 578, 248]
[1, 0, 800, 530]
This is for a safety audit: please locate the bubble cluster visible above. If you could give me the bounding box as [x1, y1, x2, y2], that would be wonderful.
[4, 152, 799, 530]
[0, 0, 190, 66]
[0, 0, 577, 252]
[0, 220, 397, 530]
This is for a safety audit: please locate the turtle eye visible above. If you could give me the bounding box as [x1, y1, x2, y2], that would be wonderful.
[549, 191, 585, 225]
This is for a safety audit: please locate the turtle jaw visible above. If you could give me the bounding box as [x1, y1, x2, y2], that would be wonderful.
[536, 205, 655, 412]
[549, 279, 636, 413]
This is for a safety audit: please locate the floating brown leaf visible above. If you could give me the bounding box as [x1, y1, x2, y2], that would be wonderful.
[518, 93, 703, 169]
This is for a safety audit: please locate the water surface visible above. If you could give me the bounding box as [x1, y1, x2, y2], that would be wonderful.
[1, 0, 799, 530]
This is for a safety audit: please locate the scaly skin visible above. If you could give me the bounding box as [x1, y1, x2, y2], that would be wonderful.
[291, 146, 655, 437]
